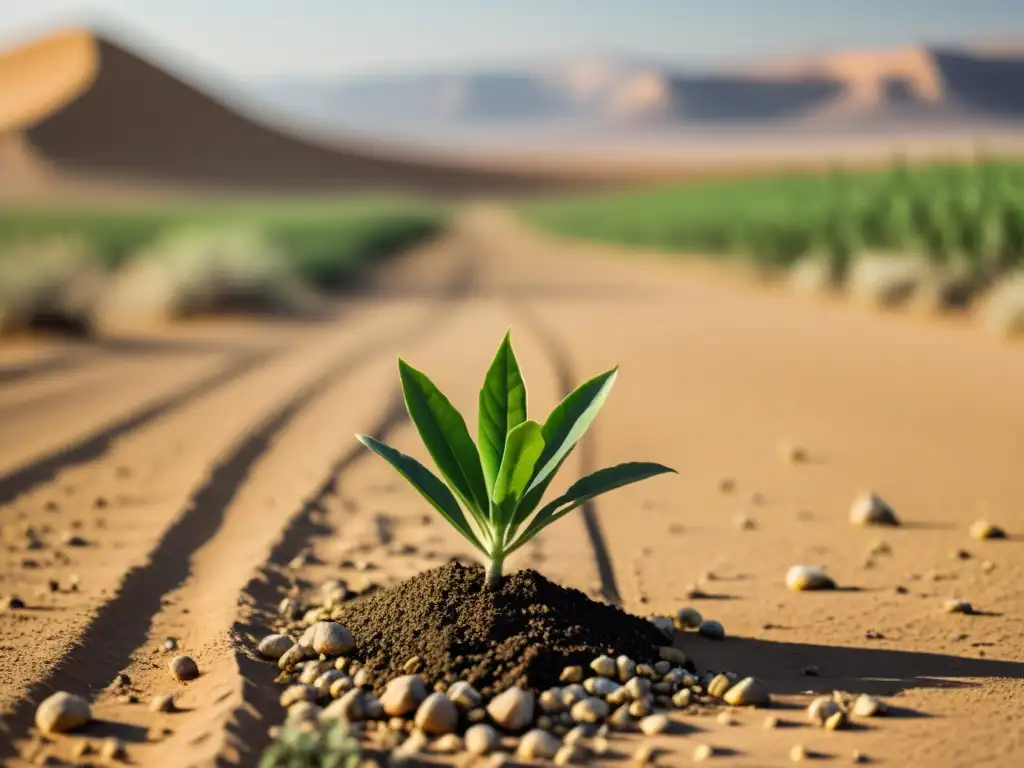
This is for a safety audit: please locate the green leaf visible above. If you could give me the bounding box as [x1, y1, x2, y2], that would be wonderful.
[491, 420, 544, 534]
[503, 450, 572, 545]
[356, 434, 486, 553]
[508, 462, 676, 552]
[399, 359, 490, 522]
[478, 330, 528, 496]
[526, 367, 618, 496]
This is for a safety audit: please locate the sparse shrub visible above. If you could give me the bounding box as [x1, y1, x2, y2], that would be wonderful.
[258, 722, 362, 768]
[978, 270, 1024, 337]
[848, 252, 935, 308]
[99, 227, 319, 324]
[0, 237, 104, 336]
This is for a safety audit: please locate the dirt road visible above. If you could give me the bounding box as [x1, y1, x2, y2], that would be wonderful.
[1, 207, 1022, 767]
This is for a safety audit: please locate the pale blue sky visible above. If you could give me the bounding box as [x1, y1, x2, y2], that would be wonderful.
[2, 0, 1022, 78]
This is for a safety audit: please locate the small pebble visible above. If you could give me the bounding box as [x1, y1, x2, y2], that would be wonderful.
[585, 677, 621, 697]
[447, 680, 482, 710]
[716, 710, 735, 726]
[779, 442, 808, 464]
[723, 676, 771, 706]
[849, 492, 900, 526]
[981, 560, 996, 573]
[707, 674, 732, 698]
[671, 689, 692, 708]
[628, 699, 652, 718]
[464, 724, 499, 756]
[149, 694, 175, 713]
[807, 696, 840, 724]
[61, 532, 89, 547]
[487, 687, 535, 731]
[414, 692, 458, 735]
[516, 729, 560, 761]
[163, 637, 178, 652]
[617, 655, 637, 683]
[169, 655, 199, 681]
[554, 744, 586, 766]
[674, 607, 703, 630]
[639, 714, 669, 736]
[310, 621, 355, 656]
[763, 715, 779, 729]
[280, 684, 318, 707]
[571, 697, 610, 724]
[698, 619, 725, 639]
[790, 744, 808, 762]
[851, 694, 887, 717]
[786, 565, 836, 591]
[34, 692, 91, 734]
[943, 598, 974, 615]
[718, 478, 736, 494]
[658, 646, 686, 665]
[590, 655, 616, 678]
[99, 738, 126, 762]
[951, 548, 972, 561]
[560, 666, 583, 684]
[825, 711, 847, 731]
[693, 743, 715, 761]
[970, 520, 1006, 540]
[430, 733, 463, 754]
[852, 750, 868, 764]
[380, 675, 428, 717]
[735, 514, 758, 531]
[257, 634, 294, 660]
[1, 595, 25, 611]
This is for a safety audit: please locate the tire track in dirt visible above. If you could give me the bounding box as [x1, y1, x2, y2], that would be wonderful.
[508, 301, 624, 606]
[0, 242, 478, 762]
[218, 252, 480, 766]
[223, 390, 407, 765]
[0, 347, 278, 506]
[0, 352, 91, 385]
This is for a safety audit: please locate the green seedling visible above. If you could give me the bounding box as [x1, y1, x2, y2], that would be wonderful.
[357, 330, 675, 587]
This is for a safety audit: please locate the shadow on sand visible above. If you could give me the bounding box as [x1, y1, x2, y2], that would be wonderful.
[685, 636, 1024, 697]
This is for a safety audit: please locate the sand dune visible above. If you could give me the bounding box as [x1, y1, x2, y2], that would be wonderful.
[0, 29, 586, 196]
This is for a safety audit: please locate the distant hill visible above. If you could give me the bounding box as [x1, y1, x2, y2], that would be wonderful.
[0, 28, 592, 196]
[2, 29, 1024, 200]
[258, 46, 1024, 133]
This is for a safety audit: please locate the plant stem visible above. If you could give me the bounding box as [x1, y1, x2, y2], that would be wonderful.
[485, 555, 504, 588]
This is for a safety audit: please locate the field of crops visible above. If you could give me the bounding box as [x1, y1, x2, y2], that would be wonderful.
[0, 198, 445, 333]
[525, 158, 1024, 283]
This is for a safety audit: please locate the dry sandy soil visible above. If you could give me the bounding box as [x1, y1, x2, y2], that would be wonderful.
[0, 207, 1022, 767]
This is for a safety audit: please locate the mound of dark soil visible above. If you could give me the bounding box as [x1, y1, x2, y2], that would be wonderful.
[334, 561, 669, 696]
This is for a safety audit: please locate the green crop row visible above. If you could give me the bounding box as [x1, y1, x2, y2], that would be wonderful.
[0, 198, 446, 289]
[524, 157, 1024, 283]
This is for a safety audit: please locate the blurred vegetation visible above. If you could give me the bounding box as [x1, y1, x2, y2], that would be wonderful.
[0, 198, 445, 288]
[523, 156, 1024, 285]
[0, 198, 445, 334]
[258, 722, 363, 768]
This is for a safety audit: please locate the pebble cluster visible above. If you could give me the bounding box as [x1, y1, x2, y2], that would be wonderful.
[254, 602, 781, 764]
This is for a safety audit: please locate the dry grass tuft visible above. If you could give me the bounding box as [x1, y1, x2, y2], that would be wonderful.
[0, 238, 104, 336]
[98, 227, 322, 327]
